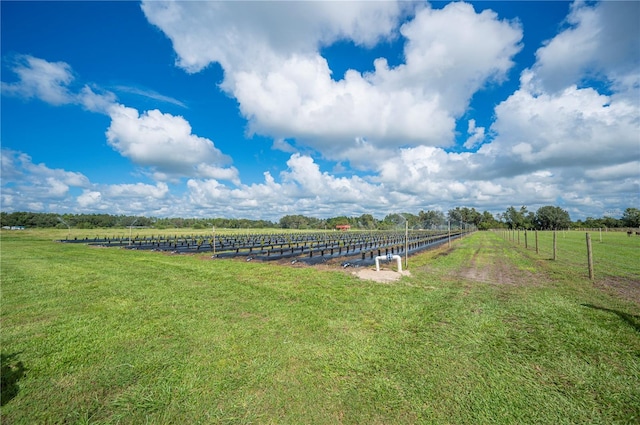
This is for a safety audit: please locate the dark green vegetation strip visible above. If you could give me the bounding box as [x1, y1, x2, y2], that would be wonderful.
[1, 231, 638, 424]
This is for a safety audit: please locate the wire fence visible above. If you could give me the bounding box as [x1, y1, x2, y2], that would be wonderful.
[496, 229, 640, 282]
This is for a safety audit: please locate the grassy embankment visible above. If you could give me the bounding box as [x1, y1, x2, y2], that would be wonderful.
[1, 229, 638, 424]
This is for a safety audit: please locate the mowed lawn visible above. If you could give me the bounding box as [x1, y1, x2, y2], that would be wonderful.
[1, 230, 638, 424]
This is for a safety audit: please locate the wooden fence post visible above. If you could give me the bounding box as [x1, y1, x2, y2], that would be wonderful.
[586, 232, 594, 280]
[553, 230, 557, 261]
[524, 229, 528, 249]
[535, 230, 539, 255]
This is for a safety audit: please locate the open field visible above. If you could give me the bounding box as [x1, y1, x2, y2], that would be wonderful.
[497, 229, 640, 302]
[1, 230, 639, 424]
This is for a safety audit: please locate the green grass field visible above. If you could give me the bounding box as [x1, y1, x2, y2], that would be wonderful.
[1, 230, 638, 424]
[498, 229, 640, 284]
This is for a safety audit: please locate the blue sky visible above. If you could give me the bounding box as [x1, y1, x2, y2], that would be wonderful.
[2, 1, 638, 221]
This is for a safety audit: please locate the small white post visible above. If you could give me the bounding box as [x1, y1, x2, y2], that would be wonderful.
[57, 217, 70, 240]
[405, 220, 408, 269]
[129, 218, 138, 246]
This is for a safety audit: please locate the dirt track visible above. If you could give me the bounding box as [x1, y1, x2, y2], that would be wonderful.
[456, 246, 542, 286]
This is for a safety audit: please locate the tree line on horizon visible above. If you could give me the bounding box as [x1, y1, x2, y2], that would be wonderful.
[2, 207, 638, 231]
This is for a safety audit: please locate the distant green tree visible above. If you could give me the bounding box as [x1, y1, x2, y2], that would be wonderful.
[525, 212, 535, 229]
[279, 215, 309, 229]
[583, 217, 603, 228]
[477, 211, 502, 230]
[502, 206, 530, 229]
[355, 214, 377, 229]
[451, 207, 482, 227]
[601, 216, 622, 228]
[447, 208, 463, 223]
[418, 210, 446, 229]
[404, 213, 420, 229]
[621, 208, 640, 228]
[326, 216, 349, 229]
[382, 213, 417, 229]
[535, 206, 571, 230]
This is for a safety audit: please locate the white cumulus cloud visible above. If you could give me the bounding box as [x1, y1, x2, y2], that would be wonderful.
[141, 1, 408, 74]
[464, 119, 486, 150]
[77, 190, 102, 208]
[1, 149, 91, 212]
[490, 85, 638, 168]
[1, 55, 75, 105]
[105, 104, 239, 182]
[531, 0, 640, 95]
[1, 55, 116, 113]
[105, 182, 169, 199]
[143, 1, 523, 156]
[3, 55, 237, 183]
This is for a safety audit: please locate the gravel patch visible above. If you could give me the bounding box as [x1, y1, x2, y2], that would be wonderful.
[353, 268, 411, 283]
